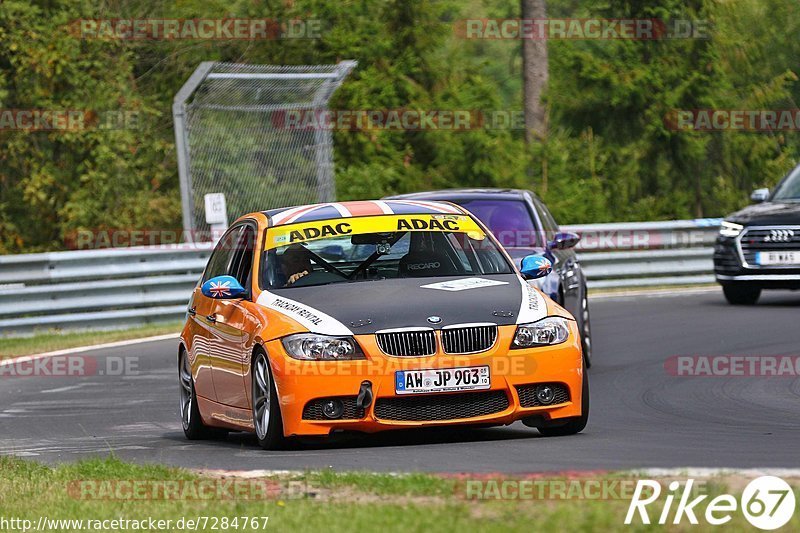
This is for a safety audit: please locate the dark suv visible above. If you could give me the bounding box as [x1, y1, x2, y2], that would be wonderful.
[386, 188, 592, 367]
[714, 164, 800, 304]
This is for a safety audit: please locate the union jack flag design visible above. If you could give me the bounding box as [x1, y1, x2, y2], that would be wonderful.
[209, 280, 232, 297]
[269, 200, 461, 226]
[534, 257, 552, 275]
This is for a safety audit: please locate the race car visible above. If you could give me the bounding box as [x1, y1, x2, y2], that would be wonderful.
[179, 200, 588, 449]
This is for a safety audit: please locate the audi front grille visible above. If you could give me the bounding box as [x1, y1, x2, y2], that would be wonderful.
[739, 227, 800, 266]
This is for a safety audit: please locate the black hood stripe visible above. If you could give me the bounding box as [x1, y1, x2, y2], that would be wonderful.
[261, 274, 537, 334]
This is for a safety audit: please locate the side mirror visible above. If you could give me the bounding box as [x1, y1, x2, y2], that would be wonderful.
[201, 275, 246, 299]
[549, 231, 581, 250]
[750, 188, 769, 203]
[520, 255, 553, 280]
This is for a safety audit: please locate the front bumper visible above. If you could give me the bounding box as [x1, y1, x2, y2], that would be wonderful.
[714, 235, 800, 289]
[266, 322, 584, 437]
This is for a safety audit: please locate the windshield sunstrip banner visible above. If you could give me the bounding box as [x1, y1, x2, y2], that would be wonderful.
[265, 214, 486, 249]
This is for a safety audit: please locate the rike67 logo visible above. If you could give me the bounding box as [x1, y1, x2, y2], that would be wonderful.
[625, 476, 796, 530]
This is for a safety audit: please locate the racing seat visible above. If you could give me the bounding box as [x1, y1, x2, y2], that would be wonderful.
[398, 251, 459, 277]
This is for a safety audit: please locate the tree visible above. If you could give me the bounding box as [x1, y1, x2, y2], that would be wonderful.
[521, 0, 549, 143]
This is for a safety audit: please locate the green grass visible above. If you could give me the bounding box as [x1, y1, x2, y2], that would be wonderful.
[0, 321, 182, 359]
[0, 456, 796, 532]
[309, 469, 457, 496]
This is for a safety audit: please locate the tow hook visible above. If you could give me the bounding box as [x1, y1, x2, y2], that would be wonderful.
[356, 381, 373, 409]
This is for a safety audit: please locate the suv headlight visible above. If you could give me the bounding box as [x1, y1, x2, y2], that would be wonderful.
[512, 317, 570, 348]
[719, 221, 744, 238]
[281, 333, 365, 361]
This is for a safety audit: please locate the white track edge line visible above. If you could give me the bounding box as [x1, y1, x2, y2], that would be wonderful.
[1, 332, 179, 366]
[192, 467, 800, 478]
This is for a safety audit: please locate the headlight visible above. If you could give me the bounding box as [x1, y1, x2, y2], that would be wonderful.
[281, 333, 365, 361]
[719, 221, 744, 238]
[512, 317, 570, 348]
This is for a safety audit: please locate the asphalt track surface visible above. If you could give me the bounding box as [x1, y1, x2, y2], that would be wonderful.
[1, 289, 799, 473]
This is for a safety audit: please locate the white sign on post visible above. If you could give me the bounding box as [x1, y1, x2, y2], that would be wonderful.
[204, 193, 228, 225]
[204, 193, 228, 240]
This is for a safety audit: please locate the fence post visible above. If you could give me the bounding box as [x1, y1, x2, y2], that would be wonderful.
[173, 62, 215, 239]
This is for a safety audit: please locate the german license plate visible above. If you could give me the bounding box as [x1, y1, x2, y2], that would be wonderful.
[395, 365, 490, 395]
[756, 251, 800, 265]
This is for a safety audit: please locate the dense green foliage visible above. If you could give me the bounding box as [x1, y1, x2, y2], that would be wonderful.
[1, 0, 799, 252]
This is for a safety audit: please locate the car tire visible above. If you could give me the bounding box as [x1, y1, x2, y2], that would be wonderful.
[252, 349, 286, 450]
[537, 363, 589, 437]
[723, 285, 761, 305]
[179, 349, 227, 440]
[579, 289, 592, 368]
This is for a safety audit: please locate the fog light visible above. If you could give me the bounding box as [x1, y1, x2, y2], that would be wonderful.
[535, 385, 555, 405]
[322, 399, 344, 419]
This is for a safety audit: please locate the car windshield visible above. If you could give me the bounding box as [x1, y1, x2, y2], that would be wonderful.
[772, 165, 800, 201]
[261, 215, 512, 289]
[456, 199, 542, 247]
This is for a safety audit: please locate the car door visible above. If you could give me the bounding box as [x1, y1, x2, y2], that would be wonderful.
[190, 228, 242, 402]
[207, 223, 257, 408]
[532, 196, 583, 315]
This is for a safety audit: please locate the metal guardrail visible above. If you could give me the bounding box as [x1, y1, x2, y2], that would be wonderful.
[0, 220, 722, 335]
[0, 245, 213, 335]
[563, 219, 721, 290]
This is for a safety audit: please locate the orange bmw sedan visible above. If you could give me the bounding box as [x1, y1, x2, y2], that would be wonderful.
[179, 199, 588, 449]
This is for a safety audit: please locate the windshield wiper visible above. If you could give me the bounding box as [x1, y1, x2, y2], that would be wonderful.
[302, 277, 386, 288]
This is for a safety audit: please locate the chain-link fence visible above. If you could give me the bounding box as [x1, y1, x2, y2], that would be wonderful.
[173, 61, 356, 238]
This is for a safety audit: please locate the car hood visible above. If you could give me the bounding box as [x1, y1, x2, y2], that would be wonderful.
[727, 201, 800, 226]
[256, 274, 548, 335]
